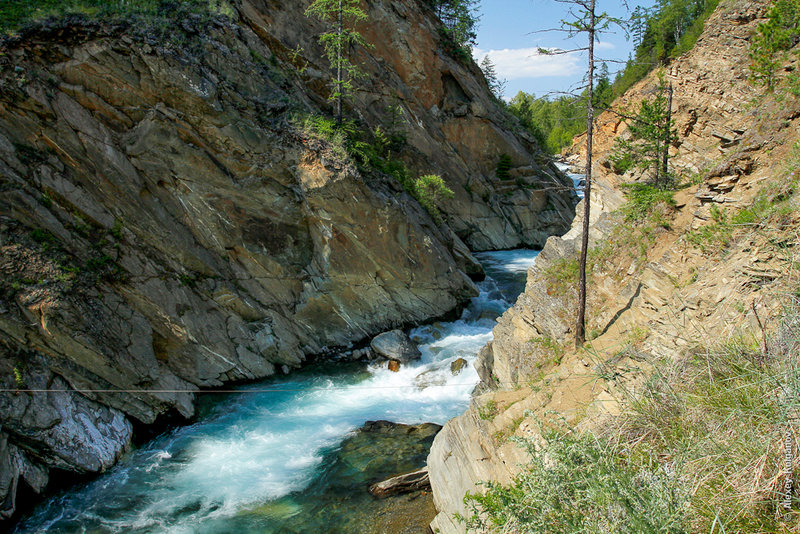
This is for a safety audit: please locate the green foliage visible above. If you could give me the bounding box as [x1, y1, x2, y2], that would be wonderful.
[542, 257, 581, 298]
[299, 114, 353, 160]
[13, 367, 24, 388]
[39, 192, 53, 208]
[480, 55, 506, 99]
[620, 183, 675, 226]
[506, 92, 582, 154]
[463, 426, 689, 533]
[611, 0, 718, 98]
[110, 219, 124, 241]
[530, 336, 566, 366]
[305, 0, 369, 120]
[466, 305, 800, 533]
[30, 228, 56, 246]
[427, 0, 479, 60]
[685, 204, 732, 253]
[85, 253, 124, 282]
[621, 312, 800, 532]
[749, 0, 800, 90]
[0, 0, 233, 34]
[612, 0, 720, 98]
[495, 154, 512, 180]
[478, 399, 497, 420]
[687, 158, 798, 254]
[298, 112, 452, 224]
[610, 73, 677, 188]
[412, 174, 454, 224]
[505, 64, 613, 155]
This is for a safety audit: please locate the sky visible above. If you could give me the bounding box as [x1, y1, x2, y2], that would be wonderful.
[473, 0, 654, 100]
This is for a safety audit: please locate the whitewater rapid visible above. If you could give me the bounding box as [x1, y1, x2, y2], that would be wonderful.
[17, 249, 539, 534]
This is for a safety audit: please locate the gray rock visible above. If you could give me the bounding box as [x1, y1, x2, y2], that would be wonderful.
[370, 330, 422, 363]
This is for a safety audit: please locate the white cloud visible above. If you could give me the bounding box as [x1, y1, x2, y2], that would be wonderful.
[473, 46, 583, 80]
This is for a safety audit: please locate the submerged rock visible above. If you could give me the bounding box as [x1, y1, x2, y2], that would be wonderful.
[370, 330, 422, 363]
[241, 420, 442, 533]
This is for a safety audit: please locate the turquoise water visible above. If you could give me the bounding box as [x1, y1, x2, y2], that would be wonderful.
[16, 250, 539, 533]
[556, 161, 585, 199]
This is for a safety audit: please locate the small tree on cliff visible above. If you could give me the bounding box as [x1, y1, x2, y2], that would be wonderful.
[610, 72, 676, 189]
[305, 0, 369, 125]
[749, 0, 800, 90]
[480, 55, 507, 99]
[431, 0, 479, 49]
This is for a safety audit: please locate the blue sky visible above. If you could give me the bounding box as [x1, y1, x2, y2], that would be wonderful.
[473, 0, 654, 99]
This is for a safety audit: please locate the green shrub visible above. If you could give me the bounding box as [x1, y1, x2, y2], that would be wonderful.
[542, 257, 581, 298]
[30, 228, 55, 245]
[496, 154, 513, 180]
[612, 0, 720, 98]
[620, 183, 676, 225]
[478, 399, 497, 421]
[530, 336, 566, 366]
[0, 0, 234, 34]
[465, 305, 800, 533]
[463, 426, 689, 533]
[620, 311, 800, 532]
[749, 0, 800, 89]
[412, 174, 454, 224]
[686, 204, 733, 253]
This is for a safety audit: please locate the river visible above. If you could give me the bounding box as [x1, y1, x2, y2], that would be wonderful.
[15, 249, 539, 534]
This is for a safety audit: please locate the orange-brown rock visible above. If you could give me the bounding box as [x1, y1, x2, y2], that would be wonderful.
[428, 1, 800, 532]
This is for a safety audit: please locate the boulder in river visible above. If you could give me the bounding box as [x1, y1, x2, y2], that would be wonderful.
[370, 330, 421, 363]
[450, 358, 467, 375]
[387, 360, 401, 373]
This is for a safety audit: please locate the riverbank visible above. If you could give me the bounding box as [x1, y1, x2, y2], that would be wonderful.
[13, 250, 539, 533]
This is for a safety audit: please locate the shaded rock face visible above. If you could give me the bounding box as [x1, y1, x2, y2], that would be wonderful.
[246, 0, 576, 251]
[0, 0, 576, 521]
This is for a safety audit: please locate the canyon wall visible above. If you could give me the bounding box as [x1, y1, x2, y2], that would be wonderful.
[428, 0, 800, 531]
[0, 0, 576, 520]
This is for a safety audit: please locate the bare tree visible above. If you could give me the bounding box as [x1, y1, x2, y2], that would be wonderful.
[538, 0, 625, 347]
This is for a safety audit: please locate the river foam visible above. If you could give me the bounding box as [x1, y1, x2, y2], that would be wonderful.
[17, 250, 539, 534]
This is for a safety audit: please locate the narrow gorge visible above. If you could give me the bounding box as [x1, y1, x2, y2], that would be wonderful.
[4, 0, 800, 531]
[0, 0, 576, 528]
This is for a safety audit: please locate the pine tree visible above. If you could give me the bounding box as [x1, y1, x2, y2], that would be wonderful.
[429, 0, 479, 53]
[305, 0, 369, 124]
[480, 55, 506, 99]
[610, 73, 676, 189]
[749, 0, 800, 90]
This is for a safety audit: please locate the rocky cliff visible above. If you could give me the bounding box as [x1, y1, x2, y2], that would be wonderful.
[427, 0, 800, 531]
[0, 0, 576, 521]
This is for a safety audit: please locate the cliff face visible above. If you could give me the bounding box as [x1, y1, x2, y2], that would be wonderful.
[428, 0, 800, 531]
[0, 0, 575, 520]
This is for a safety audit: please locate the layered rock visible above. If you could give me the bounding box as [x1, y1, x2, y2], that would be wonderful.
[428, 0, 800, 531]
[0, 0, 576, 520]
